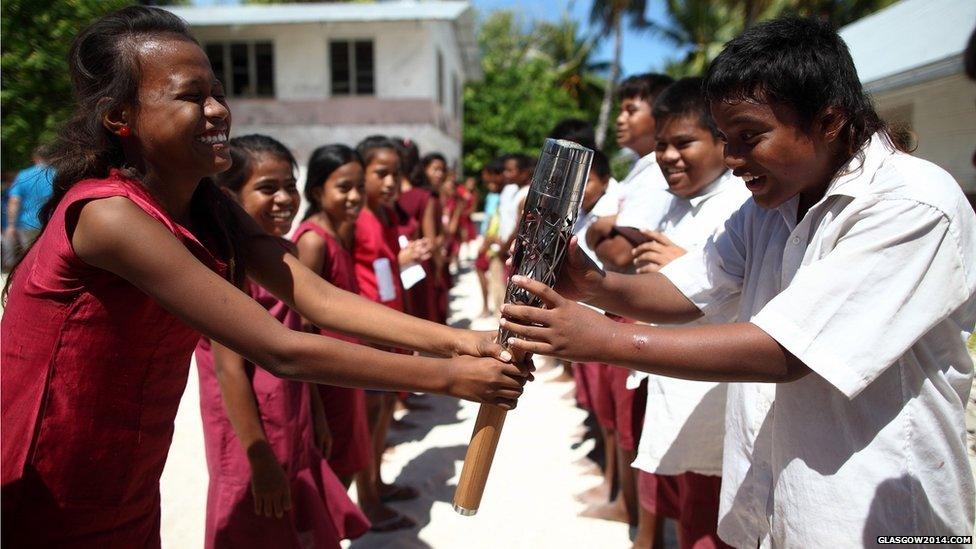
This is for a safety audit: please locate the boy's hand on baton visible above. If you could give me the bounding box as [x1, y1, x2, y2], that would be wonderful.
[553, 236, 606, 302]
[500, 275, 615, 363]
[633, 230, 686, 273]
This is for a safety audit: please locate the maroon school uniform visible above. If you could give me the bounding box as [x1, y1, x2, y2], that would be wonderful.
[1, 171, 226, 547]
[397, 188, 441, 322]
[292, 220, 372, 477]
[195, 274, 368, 548]
[354, 207, 404, 312]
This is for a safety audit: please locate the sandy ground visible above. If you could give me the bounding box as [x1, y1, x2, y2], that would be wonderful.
[159, 250, 635, 548]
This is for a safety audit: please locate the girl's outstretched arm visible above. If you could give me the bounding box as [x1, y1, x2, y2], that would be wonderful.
[238, 205, 499, 360]
[211, 341, 293, 518]
[72, 196, 527, 408]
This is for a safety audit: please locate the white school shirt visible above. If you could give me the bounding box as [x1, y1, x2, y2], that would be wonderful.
[661, 134, 976, 548]
[590, 153, 669, 223]
[632, 170, 751, 478]
[497, 183, 522, 242]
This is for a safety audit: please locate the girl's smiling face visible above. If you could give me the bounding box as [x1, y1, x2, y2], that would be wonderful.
[237, 153, 299, 236]
[316, 161, 364, 226]
[711, 99, 840, 209]
[130, 38, 231, 181]
[364, 148, 400, 210]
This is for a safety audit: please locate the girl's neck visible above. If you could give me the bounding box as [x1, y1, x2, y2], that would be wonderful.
[311, 211, 355, 250]
[140, 168, 201, 225]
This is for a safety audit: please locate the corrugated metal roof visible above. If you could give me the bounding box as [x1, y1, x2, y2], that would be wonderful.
[167, 1, 470, 26]
[839, 0, 976, 91]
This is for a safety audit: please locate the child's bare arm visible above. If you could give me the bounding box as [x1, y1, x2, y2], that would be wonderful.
[71, 197, 527, 408]
[553, 237, 701, 324]
[211, 341, 293, 517]
[501, 276, 809, 383]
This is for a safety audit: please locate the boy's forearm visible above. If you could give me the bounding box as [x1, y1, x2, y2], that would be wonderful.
[601, 322, 807, 383]
[587, 271, 702, 324]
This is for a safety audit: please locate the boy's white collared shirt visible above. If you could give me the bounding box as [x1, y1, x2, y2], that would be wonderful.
[661, 134, 976, 547]
[631, 169, 751, 478]
[590, 153, 671, 227]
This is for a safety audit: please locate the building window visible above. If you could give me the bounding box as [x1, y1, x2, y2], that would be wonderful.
[205, 42, 275, 98]
[436, 49, 444, 106]
[330, 40, 374, 96]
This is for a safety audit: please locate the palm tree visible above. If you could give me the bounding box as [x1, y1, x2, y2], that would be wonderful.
[589, 0, 650, 149]
[657, 0, 748, 77]
[535, 15, 610, 113]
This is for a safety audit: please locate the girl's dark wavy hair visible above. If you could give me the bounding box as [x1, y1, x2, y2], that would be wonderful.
[412, 152, 447, 190]
[302, 144, 362, 221]
[215, 134, 297, 193]
[4, 5, 249, 298]
[703, 16, 913, 158]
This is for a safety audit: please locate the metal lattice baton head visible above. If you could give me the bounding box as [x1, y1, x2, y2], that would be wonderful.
[498, 139, 594, 346]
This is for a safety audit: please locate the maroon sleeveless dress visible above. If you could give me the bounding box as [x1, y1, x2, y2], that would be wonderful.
[396, 188, 440, 322]
[195, 272, 369, 547]
[292, 220, 372, 477]
[1, 171, 227, 547]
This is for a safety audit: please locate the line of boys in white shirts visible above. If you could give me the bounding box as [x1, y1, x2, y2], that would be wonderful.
[570, 70, 975, 547]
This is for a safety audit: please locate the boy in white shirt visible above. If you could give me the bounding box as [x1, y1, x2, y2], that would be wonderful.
[579, 74, 675, 529]
[628, 77, 749, 549]
[501, 17, 976, 547]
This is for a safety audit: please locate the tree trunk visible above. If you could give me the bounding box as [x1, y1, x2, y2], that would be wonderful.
[594, 9, 622, 150]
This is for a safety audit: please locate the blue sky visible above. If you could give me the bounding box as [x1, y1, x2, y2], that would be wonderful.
[190, 0, 687, 75]
[471, 0, 685, 75]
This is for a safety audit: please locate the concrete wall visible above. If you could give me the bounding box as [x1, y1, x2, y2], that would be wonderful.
[189, 20, 464, 170]
[190, 21, 436, 101]
[872, 73, 976, 193]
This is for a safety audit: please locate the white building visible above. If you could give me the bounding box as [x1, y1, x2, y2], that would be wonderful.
[167, 1, 480, 167]
[840, 0, 976, 203]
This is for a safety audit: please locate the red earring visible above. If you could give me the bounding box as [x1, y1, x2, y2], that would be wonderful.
[118, 126, 131, 138]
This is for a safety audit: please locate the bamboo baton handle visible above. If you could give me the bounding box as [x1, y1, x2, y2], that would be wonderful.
[452, 139, 593, 516]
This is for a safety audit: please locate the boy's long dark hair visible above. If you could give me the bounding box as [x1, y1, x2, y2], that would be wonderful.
[303, 144, 362, 221]
[4, 6, 248, 297]
[703, 16, 910, 157]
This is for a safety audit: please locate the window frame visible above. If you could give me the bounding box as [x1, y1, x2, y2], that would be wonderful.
[204, 40, 275, 99]
[329, 38, 376, 96]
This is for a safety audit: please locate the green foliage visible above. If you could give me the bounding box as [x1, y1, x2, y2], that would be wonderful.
[660, 0, 898, 78]
[1, 0, 131, 171]
[462, 11, 590, 175]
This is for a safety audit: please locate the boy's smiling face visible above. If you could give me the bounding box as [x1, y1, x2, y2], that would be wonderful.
[711, 99, 840, 209]
[655, 115, 727, 199]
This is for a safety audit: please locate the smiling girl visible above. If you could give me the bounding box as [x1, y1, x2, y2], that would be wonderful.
[196, 135, 368, 548]
[0, 8, 526, 546]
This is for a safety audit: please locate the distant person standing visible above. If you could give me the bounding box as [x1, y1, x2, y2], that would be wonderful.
[4, 146, 55, 268]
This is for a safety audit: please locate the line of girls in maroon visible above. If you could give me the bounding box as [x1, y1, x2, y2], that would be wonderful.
[0, 6, 518, 549]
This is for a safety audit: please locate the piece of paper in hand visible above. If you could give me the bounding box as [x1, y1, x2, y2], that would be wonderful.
[373, 257, 397, 302]
[397, 235, 426, 289]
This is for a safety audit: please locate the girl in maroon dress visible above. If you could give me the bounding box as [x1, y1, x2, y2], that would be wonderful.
[196, 134, 368, 548]
[415, 152, 452, 322]
[294, 143, 409, 531]
[350, 136, 431, 529]
[0, 8, 528, 547]
[394, 137, 440, 322]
